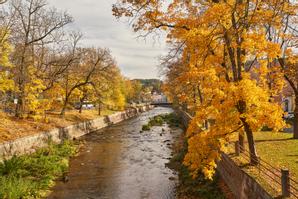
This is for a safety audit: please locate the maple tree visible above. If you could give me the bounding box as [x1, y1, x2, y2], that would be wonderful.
[113, 0, 297, 179]
[0, 28, 13, 95]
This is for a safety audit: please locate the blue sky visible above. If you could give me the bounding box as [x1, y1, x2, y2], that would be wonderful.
[48, 0, 167, 79]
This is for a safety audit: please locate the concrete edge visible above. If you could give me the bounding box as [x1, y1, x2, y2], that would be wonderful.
[0, 105, 154, 160]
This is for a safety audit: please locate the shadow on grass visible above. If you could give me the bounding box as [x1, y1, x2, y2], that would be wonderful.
[286, 154, 298, 157]
[238, 163, 251, 169]
[255, 138, 293, 143]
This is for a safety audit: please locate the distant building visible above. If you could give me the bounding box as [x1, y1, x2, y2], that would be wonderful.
[152, 92, 168, 103]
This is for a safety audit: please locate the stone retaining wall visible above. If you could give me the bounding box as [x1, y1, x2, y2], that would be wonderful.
[217, 153, 272, 199]
[0, 105, 154, 161]
[178, 110, 273, 199]
[177, 109, 192, 127]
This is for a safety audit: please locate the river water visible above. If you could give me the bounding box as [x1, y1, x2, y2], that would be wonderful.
[48, 107, 183, 199]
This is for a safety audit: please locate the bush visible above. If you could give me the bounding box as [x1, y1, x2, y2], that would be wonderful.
[141, 113, 182, 132]
[142, 124, 151, 131]
[148, 116, 164, 126]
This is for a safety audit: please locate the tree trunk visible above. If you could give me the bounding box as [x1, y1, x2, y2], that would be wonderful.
[79, 98, 84, 114]
[15, 97, 23, 118]
[98, 104, 101, 116]
[60, 106, 66, 117]
[243, 121, 259, 165]
[15, 84, 25, 118]
[293, 95, 298, 139]
[204, 120, 209, 129]
[60, 97, 68, 117]
[238, 100, 259, 165]
[79, 104, 83, 114]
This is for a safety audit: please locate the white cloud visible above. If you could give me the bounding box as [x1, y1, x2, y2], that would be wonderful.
[47, 0, 167, 79]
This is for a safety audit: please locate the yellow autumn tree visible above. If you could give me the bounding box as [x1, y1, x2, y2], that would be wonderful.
[0, 28, 13, 94]
[113, 0, 294, 179]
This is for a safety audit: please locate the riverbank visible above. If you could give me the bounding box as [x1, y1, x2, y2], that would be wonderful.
[0, 141, 78, 199]
[0, 105, 154, 199]
[167, 132, 227, 199]
[0, 105, 153, 162]
[0, 109, 115, 143]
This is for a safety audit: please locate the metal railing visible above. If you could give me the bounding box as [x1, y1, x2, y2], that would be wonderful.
[234, 142, 298, 198]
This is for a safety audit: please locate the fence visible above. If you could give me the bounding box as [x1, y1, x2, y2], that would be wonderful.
[234, 142, 298, 198]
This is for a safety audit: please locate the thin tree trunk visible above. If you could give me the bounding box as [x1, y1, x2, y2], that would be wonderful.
[79, 103, 83, 114]
[238, 100, 259, 165]
[98, 103, 101, 116]
[243, 121, 259, 165]
[60, 96, 68, 117]
[79, 96, 86, 114]
[15, 83, 25, 118]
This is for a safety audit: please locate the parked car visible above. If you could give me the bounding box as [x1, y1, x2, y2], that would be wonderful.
[74, 102, 95, 110]
[82, 104, 94, 109]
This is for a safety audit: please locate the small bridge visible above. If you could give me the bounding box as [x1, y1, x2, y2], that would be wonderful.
[151, 102, 173, 107]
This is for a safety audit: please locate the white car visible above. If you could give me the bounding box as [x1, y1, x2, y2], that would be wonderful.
[82, 104, 94, 109]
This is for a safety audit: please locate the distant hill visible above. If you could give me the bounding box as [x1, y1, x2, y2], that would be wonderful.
[134, 79, 163, 93]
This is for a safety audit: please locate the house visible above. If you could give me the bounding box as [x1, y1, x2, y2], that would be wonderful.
[152, 92, 168, 104]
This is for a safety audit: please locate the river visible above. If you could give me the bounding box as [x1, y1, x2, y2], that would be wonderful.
[48, 107, 183, 199]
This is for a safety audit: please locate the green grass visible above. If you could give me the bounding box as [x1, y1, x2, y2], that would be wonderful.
[254, 132, 298, 178]
[0, 141, 77, 199]
[229, 131, 298, 196]
[240, 132, 298, 180]
[141, 113, 182, 131]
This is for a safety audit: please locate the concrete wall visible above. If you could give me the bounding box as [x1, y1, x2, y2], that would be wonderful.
[0, 105, 153, 161]
[178, 110, 273, 199]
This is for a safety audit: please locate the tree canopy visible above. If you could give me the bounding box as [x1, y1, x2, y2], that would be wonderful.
[113, 0, 298, 179]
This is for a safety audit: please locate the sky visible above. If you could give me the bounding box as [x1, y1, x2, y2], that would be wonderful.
[48, 0, 168, 80]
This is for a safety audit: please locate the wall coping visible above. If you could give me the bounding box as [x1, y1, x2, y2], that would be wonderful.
[0, 105, 154, 160]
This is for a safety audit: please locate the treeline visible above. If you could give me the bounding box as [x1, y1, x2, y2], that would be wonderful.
[0, 0, 141, 120]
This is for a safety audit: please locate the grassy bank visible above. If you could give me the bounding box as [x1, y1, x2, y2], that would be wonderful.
[0, 109, 116, 143]
[0, 141, 78, 199]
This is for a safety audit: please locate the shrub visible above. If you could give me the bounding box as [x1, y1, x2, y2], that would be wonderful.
[142, 124, 151, 131]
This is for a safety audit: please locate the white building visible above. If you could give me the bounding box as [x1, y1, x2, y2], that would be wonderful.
[152, 92, 168, 103]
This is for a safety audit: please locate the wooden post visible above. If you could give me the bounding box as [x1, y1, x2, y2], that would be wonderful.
[235, 141, 240, 156]
[281, 168, 290, 198]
